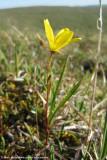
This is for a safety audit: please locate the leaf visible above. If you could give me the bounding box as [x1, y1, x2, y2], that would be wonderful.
[100, 111, 107, 160]
[27, 155, 32, 160]
[0, 136, 5, 154]
[50, 145, 55, 160]
[49, 80, 81, 125]
[0, 49, 8, 65]
[49, 56, 68, 116]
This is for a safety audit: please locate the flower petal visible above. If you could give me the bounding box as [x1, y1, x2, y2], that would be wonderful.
[44, 19, 54, 49]
[54, 28, 74, 51]
[71, 37, 82, 43]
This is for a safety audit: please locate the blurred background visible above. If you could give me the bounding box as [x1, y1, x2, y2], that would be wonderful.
[0, 0, 107, 35]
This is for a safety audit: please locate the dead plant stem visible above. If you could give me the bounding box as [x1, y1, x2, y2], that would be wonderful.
[89, 0, 103, 134]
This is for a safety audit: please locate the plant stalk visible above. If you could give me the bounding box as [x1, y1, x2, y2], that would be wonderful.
[45, 52, 53, 145]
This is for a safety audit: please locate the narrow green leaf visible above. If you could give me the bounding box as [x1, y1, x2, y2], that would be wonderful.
[50, 145, 55, 160]
[0, 49, 8, 65]
[49, 56, 68, 116]
[0, 136, 5, 154]
[100, 111, 107, 160]
[27, 155, 32, 160]
[49, 80, 81, 125]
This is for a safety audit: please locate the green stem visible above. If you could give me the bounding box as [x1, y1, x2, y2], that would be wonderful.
[0, 101, 3, 136]
[45, 52, 53, 145]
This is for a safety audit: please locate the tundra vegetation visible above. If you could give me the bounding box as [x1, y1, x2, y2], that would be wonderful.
[0, 5, 107, 160]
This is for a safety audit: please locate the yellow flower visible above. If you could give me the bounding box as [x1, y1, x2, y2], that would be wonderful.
[44, 19, 81, 53]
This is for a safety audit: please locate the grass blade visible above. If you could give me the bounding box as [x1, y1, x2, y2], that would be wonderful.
[49, 56, 68, 116]
[49, 80, 81, 125]
[100, 110, 107, 160]
[51, 57, 67, 110]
